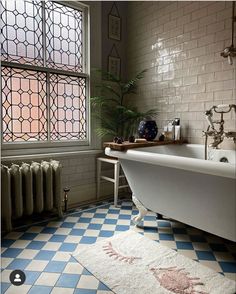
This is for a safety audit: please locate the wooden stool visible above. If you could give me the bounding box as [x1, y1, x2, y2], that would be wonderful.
[97, 157, 129, 206]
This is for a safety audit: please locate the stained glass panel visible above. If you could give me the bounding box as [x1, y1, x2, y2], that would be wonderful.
[2, 67, 47, 142]
[49, 74, 86, 141]
[0, 0, 43, 65]
[45, 1, 83, 72]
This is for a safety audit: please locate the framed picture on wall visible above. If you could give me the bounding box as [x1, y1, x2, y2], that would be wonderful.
[108, 55, 121, 80]
[108, 14, 121, 41]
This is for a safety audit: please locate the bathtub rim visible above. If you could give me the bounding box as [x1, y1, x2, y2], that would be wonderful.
[105, 144, 236, 179]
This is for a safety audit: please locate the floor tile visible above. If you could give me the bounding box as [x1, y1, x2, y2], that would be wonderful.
[74, 289, 97, 294]
[26, 226, 44, 233]
[4, 284, 31, 294]
[177, 249, 197, 260]
[34, 250, 55, 260]
[159, 240, 177, 249]
[52, 252, 71, 262]
[28, 285, 53, 294]
[20, 233, 38, 240]
[1, 283, 11, 293]
[8, 239, 29, 248]
[159, 233, 174, 241]
[1, 248, 22, 258]
[59, 243, 78, 252]
[17, 249, 38, 259]
[219, 261, 236, 273]
[1, 239, 18, 248]
[214, 252, 235, 261]
[35, 272, 60, 286]
[76, 275, 99, 289]
[98, 282, 111, 291]
[64, 236, 82, 243]
[1, 258, 14, 269]
[56, 273, 80, 288]
[196, 250, 216, 261]
[26, 241, 46, 250]
[60, 222, 75, 229]
[63, 262, 84, 274]
[209, 243, 228, 252]
[41, 227, 58, 234]
[70, 229, 86, 236]
[51, 287, 74, 294]
[42, 241, 62, 251]
[55, 228, 72, 235]
[24, 270, 41, 284]
[79, 237, 97, 244]
[64, 216, 80, 223]
[83, 229, 100, 237]
[176, 241, 194, 250]
[6, 258, 31, 270]
[98, 230, 114, 238]
[25, 260, 49, 271]
[34, 234, 52, 242]
[199, 260, 222, 272]
[4, 232, 23, 240]
[49, 235, 67, 243]
[47, 221, 63, 228]
[1, 269, 12, 283]
[44, 261, 67, 273]
[115, 225, 129, 231]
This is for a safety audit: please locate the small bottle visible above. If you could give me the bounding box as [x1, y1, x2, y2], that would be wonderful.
[168, 121, 174, 140]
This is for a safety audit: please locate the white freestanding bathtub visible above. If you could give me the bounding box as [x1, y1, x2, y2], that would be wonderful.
[105, 144, 236, 242]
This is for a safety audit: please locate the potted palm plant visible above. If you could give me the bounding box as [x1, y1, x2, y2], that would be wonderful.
[91, 69, 158, 141]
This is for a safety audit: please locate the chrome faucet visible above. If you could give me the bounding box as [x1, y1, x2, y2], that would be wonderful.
[203, 104, 236, 159]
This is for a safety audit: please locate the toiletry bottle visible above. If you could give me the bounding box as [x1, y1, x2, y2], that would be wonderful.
[175, 126, 181, 140]
[174, 118, 181, 141]
[168, 121, 174, 140]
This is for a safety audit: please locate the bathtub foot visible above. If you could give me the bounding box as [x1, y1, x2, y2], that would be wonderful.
[156, 213, 163, 220]
[132, 194, 148, 225]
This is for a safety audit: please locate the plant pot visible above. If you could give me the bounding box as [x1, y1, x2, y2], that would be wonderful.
[138, 120, 158, 141]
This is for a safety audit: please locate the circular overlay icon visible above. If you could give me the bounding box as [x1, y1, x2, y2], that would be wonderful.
[9, 269, 26, 286]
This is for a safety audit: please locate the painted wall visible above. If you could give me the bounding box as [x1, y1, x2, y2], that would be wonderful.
[126, 1, 236, 148]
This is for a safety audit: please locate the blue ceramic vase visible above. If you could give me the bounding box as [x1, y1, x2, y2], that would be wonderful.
[138, 120, 158, 141]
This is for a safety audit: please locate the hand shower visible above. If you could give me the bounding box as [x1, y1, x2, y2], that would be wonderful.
[205, 109, 214, 129]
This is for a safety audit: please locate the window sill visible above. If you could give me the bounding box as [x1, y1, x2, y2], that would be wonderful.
[1, 148, 103, 162]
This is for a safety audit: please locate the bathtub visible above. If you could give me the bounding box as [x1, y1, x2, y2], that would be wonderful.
[105, 144, 236, 242]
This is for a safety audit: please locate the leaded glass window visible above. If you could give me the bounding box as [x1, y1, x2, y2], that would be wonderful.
[1, 1, 88, 144]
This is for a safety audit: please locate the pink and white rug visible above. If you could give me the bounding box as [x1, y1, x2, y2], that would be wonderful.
[72, 230, 236, 294]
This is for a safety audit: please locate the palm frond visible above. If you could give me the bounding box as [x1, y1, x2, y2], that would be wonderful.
[96, 84, 120, 99]
[121, 69, 148, 95]
[90, 96, 118, 107]
[95, 128, 117, 138]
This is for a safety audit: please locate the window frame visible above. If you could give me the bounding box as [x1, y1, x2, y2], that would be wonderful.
[1, 1, 91, 155]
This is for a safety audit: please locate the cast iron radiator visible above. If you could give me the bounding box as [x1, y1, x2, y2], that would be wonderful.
[1, 160, 63, 232]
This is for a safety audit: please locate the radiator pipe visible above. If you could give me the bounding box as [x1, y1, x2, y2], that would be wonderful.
[63, 187, 70, 213]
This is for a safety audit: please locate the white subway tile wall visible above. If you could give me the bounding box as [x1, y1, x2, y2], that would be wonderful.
[126, 1, 236, 147]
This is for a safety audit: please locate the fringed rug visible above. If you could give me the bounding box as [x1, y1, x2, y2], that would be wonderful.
[72, 230, 236, 294]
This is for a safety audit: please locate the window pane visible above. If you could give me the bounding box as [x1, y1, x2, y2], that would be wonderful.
[45, 1, 83, 72]
[2, 67, 47, 142]
[50, 74, 87, 141]
[0, 0, 43, 66]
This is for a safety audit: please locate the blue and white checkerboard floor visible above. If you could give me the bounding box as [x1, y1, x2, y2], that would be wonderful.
[1, 200, 236, 293]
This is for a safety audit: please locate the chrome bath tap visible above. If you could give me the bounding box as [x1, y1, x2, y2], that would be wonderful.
[203, 104, 236, 160]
